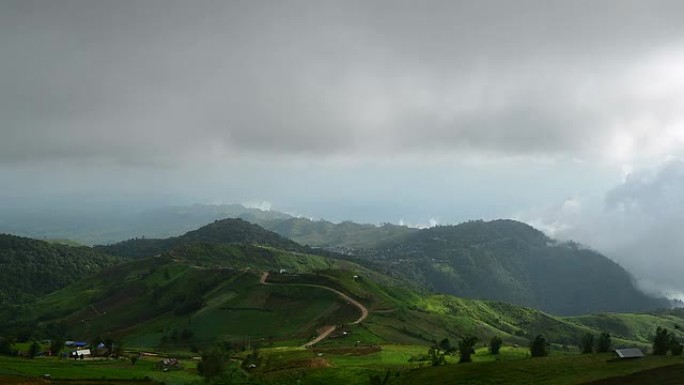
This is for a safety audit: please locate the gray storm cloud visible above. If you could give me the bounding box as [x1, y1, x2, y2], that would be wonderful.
[2, 1, 684, 166]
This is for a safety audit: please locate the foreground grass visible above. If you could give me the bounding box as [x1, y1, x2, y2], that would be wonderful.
[0, 355, 198, 385]
[3, 347, 684, 385]
[399, 352, 684, 385]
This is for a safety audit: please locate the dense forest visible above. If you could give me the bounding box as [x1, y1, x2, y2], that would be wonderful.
[0, 234, 119, 304]
[356, 220, 669, 315]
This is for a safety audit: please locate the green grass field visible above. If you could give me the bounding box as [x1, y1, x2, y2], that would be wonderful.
[0, 355, 198, 385]
[398, 352, 684, 385]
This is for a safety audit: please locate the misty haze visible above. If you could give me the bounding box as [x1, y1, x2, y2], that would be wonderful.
[2, 1, 684, 384]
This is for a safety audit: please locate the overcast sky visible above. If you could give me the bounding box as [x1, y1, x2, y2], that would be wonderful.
[3, 1, 684, 296]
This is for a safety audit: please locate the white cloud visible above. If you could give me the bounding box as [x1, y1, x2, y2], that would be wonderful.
[519, 159, 684, 299]
[242, 200, 272, 212]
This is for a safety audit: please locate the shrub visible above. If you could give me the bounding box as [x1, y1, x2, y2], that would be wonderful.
[653, 327, 670, 356]
[597, 332, 612, 353]
[530, 335, 549, 357]
[489, 336, 503, 355]
[580, 332, 594, 354]
[458, 336, 478, 363]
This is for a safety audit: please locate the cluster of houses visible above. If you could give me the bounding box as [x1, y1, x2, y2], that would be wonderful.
[62, 340, 114, 360]
[64, 340, 91, 359]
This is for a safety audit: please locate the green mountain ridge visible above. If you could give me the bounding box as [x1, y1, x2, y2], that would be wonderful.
[94, 218, 307, 258]
[4, 209, 670, 318]
[250, 215, 666, 316]
[2, 242, 684, 355]
[355, 219, 668, 315]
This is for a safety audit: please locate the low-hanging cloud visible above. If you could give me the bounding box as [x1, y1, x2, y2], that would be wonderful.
[522, 159, 684, 299]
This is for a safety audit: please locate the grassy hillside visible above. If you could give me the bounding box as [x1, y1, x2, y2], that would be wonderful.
[0, 234, 119, 304]
[5, 206, 668, 318]
[3, 241, 684, 385]
[0, 245, 382, 348]
[4, 240, 684, 355]
[398, 352, 684, 385]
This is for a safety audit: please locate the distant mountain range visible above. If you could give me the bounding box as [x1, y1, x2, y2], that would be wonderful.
[0, 204, 671, 315]
[0, 204, 292, 245]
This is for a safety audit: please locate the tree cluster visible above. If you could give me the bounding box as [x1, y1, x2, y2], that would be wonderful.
[652, 327, 683, 356]
[579, 331, 612, 354]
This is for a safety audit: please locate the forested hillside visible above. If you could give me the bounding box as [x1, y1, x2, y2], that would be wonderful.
[97, 216, 669, 316]
[0, 234, 118, 304]
[358, 220, 668, 315]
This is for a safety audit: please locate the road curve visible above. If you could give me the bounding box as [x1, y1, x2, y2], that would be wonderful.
[259, 272, 369, 347]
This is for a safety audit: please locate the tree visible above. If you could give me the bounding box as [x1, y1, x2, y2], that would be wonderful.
[530, 335, 549, 357]
[438, 338, 455, 355]
[104, 337, 114, 354]
[489, 336, 503, 355]
[28, 341, 41, 359]
[597, 332, 612, 353]
[580, 332, 594, 354]
[653, 327, 671, 356]
[49, 337, 65, 356]
[112, 341, 125, 358]
[369, 370, 391, 385]
[0, 338, 14, 356]
[427, 347, 445, 366]
[670, 337, 683, 356]
[197, 347, 227, 380]
[458, 336, 479, 363]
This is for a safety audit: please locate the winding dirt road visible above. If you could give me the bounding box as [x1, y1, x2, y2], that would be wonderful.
[259, 272, 369, 347]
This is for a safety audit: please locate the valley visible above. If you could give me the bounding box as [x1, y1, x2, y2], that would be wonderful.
[2, 216, 684, 384]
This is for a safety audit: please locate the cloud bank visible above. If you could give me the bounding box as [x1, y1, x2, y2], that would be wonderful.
[522, 159, 684, 298]
[2, 1, 684, 168]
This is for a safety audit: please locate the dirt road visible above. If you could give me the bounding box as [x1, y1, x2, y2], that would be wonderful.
[259, 272, 369, 347]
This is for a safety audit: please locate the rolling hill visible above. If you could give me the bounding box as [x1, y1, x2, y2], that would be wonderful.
[58, 214, 675, 317]
[4, 224, 684, 385]
[94, 217, 307, 258]
[249, 216, 668, 316]
[3, 238, 683, 355]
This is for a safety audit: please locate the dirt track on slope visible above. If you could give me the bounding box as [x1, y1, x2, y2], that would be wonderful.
[259, 272, 369, 347]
